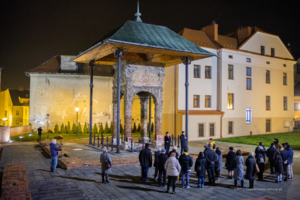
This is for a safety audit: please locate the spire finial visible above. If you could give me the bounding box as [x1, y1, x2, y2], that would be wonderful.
[135, 0, 142, 22]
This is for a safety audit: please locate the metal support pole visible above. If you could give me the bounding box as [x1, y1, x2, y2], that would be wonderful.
[76, 112, 78, 136]
[182, 57, 191, 148]
[177, 136, 180, 148]
[131, 138, 133, 152]
[97, 135, 100, 147]
[89, 60, 95, 145]
[148, 96, 151, 141]
[111, 136, 114, 151]
[93, 134, 95, 146]
[106, 137, 108, 149]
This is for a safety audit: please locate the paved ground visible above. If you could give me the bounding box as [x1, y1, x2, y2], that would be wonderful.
[0, 141, 299, 200]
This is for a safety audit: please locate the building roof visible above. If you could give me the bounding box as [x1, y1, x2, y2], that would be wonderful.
[73, 20, 216, 66]
[25, 55, 114, 77]
[179, 28, 219, 48]
[9, 89, 30, 106]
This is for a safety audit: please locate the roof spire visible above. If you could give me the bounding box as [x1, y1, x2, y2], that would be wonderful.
[135, 0, 142, 22]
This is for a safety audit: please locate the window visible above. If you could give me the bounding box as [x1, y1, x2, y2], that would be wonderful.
[205, 66, 211, 79]
[246, 108, 252, 124]
[229, 55, 233, 59]
[210, 123, 215, 136]
[193, 95, 200, 108]
[198, 124, 204, 137]
[16, 111, 19, 116]
[283, 73, 287, 85]
[266, 119, 271, 132]
[261, 46, 265, 55]
[5, 111, 7, 117]
[266, 96, 271, 110]
[205, 95, 211, 108]
[266, 70, 270, 83]
[194, 65, 200, 78]
[246, 78, 252, 90]
[246, 67, 251, 76]
[228, 121, 233, 134]
[227, 93, 234, 110]
[228, 65, 234, 79]
[297, 65, 300, 74]
[271, 48, 275, 57]
[284, 97, 288, 110]
[283, 64, 286, 67]
[266, 61, 270, 64]
[294, 103, 300, 111]
[246, 58, 251, 62]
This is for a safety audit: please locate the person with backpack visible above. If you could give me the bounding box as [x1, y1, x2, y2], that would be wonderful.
[194, 152, 207, 188]
[100, 147, 112, 184]
[274, 151, 284, 183]
[179, 148, 193, 188]
[255, 146, 266, 181]
[215, 147, 223, 180]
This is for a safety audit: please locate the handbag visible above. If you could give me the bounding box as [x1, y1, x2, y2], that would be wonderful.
[255, 163, 260, 173]
[105, 153, 112, 168]
[258, 154, 264, 164]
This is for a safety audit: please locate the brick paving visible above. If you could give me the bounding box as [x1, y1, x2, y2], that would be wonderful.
[0, 142, 299, 200]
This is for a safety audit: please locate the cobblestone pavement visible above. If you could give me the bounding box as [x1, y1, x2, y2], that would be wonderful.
[0, 143, 299, 200]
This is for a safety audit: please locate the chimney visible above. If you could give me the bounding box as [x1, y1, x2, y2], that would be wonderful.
[0, 67, 3, 92]
[237, 26, 252, 43]
[202, 21, 218, 41]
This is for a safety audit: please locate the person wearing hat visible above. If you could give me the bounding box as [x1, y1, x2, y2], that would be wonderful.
[49, 139, 61, 172]
[206, 138, 216, 150]
[180, 131, 187, 155]
[255, 146, 266, 181]
[164, 132, 171, 154]
[204, 145, 216, 185]
[245, 152, 255, 188]
[37, 127, 43, 142]
[100, 147, 112, 183]
[139, 143, 152, 182]
[153, 148, 161, 181]
[226, 147, 236, 179]
[158, 149, 168, 187]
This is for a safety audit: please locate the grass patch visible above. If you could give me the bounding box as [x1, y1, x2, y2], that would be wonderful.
[215, 132, 300, 150]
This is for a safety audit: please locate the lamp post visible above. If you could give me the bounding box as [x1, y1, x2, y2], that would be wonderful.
[75, 107, 79, 136]
[3, 118, 7, 126]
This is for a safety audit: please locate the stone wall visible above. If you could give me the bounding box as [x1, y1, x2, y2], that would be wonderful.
[10, 125, 32, 136]
[0, 126, 10, 142]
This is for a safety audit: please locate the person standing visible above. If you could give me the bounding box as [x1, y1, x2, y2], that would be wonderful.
[195, 152, 207, 188]
[255, 142, 266, 155]
[245, 152, 255, 188]
[204, 145, 216, 185]
[164, 132, 171, 154]
[215, 147, 223, 180]
[286, 144, 294, 180]
[168, 146, 179, 159]
[274, 151, 284, 183]
[158, 149, 168, 187]
[179, 148, 193, 188]
[234, 150, 244, 188]
[139, 143, 152, 182]
[266, 143, 277, 174]
[37, 127, 43, 142]
[206, 138, 216, 149]
[165, 152, 181, 194]
[153, 148, 161, 181]
[49, 139, 61, 172]
[180, 131, 187, 155]
[256, 146, 266, 181]
[226, 147, 236, 179]
[100, 147, 112, 183]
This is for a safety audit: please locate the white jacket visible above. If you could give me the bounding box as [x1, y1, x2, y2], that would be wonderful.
[165, 157, 181, 176]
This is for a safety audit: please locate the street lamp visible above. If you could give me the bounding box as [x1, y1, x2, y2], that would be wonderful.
[3, 118, 7, 126]
[75, 107, 79, 136]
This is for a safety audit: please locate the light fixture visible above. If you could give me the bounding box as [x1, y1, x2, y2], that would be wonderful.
[3, 118, 7, 121]
[29, 134, 32, 137]
[75, 107, 79, 112]
[19, 136, 23, 139]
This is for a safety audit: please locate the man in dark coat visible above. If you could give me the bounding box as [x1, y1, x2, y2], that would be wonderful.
[158, 149, 168, 187]
[226, 147, 236, 179]
[179, 131, 187, 155]
[168, 146, 179, 159]
[255, 142, 266, 156]
[164, 132, 171, 154]
[266, 143, 277, 174]
[139, 143, 152, 182]
[245, 152, 255, 188]
[274, 151, 284, 183]
[37, 127, 43, 142]
[153, 148, 161, 181]
[204, 145, 217, 185]
[179, 148, 193, 188]
[286, 145, 294, 180]
[195, 152, 207, 188]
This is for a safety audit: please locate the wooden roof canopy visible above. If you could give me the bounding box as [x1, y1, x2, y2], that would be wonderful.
[73, 20, 216, 67]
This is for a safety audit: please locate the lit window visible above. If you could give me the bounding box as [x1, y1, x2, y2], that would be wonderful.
[266, 119, 271, 132]
[294, 103, 300, 111]
[194, 65, 200, 78]
[271, 48, 275, 57]
[246, 58, 251, 62]
[246, 78, 252, 90]
[246, 67, 251, 76]
[266, 96, 271, 110]
[198, 124, 204, 137]
[266, 70, 270, 83]
[205, 95, 211, 108]
[284, 97, 288, 110]
[193, 95, 200, 108]
[228, 121, 233, 134]
[210, 123, 215, 136]
[261, 46, 265, 55]
[246, 108, 252, 124]
[228, 65, 234, 79]
[227, 93, 234, 110]
[283, 73, 287, 85]
[205, 66, 211, 79]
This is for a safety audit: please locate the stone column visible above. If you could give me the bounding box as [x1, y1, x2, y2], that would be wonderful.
[112, 101, 117, 138]
[155, 101, 163, 140]
[124, 97, 133, 140]
[139, 97, 149, 143]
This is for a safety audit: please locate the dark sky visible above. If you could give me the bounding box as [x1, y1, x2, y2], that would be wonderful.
[0, 0, 299, 90]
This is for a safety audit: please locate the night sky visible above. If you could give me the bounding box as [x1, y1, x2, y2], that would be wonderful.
[0, 0, 299, 90]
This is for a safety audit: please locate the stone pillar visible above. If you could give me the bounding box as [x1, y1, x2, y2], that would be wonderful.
[124, 97, 133, 140]
[112, 101, 117, 138]
[139, 97, 149, 143]
[154, 102, 163, 140]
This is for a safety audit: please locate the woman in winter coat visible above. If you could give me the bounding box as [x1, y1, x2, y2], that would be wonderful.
[234, 149, 244, 187]
[226, 147, 236, 179]
[255, 146, 266, 181]
[215, 147, 223, 180]
[245, 152, 255, 188]
[165, 152, 181, 194]
[194, 152, 207, 188]
[100, 148, 112, 183]
[274, 151, 284, 183]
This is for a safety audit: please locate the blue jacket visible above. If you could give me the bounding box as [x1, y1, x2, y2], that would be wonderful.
[204, 148, 217, 168]
[154, 151, 161, 168]
[245, 156, 255, 179]
[286, 148, 294, 164]
[179, 153, 193, 172]
[281, 149, 288, 162]
[180, 135, 187, 148]
[50, 143, 61, 157]
[266, 146, 277, 161]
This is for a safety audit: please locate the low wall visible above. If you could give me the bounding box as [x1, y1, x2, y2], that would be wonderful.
[0, 126, 10, 143]
[10, 125, 32, 137]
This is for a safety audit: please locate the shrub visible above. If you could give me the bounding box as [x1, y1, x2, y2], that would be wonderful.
[54, 124, 59, 133]
[60, 123, 66, 134]
[110, 121, 113, 133]
[151, 122, 154, 132]
[83, 122, 89, 134]
[132, 122, 137, 133]
[93, 123, 98, 134]
[120, 123, 124, 133]
[137, 123, 141, 132]
[104, 122, 110, 133]
[78, 123, 83, 134]
[48, 130, 53, 133]
[67, 121, 71, 134]
[72, 123, 76, 134]
[99, 123, 104, 135]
